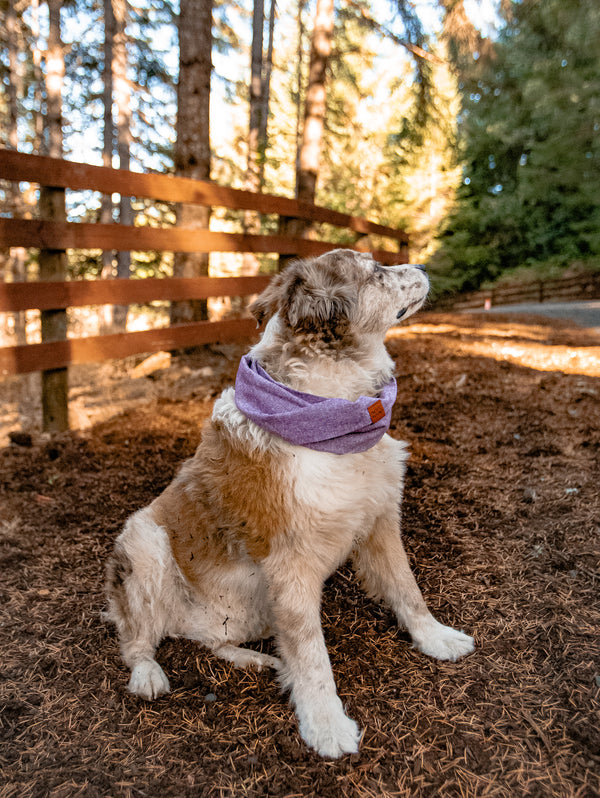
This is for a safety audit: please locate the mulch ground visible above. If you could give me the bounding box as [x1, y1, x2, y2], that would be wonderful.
[1, 312, 599, 798]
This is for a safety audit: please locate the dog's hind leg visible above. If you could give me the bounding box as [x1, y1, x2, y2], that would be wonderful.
[212, 643, 280, 672]
[105, 510, 178, 699]
[353, 514, 474, 662]
[174, 560, 282, 672]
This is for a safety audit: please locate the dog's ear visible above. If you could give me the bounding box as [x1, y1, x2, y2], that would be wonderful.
[280, 259, 355, 340]
[250, 274, 285, 327]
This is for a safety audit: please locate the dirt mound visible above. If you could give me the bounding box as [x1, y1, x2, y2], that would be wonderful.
[1, 312, 599, 797]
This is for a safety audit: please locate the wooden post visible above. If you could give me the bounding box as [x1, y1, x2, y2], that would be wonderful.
[40, 0, 69, 432]
[398, 238, 409, 264]
[39, 185, 69, 432]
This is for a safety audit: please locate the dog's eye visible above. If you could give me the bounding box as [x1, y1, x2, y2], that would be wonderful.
[372, 265, 386, 282]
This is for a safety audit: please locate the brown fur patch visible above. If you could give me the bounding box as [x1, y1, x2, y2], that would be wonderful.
[280, 259, 356, 345]
[249, 272, 286, 326]
[251, 255, 362, 350]
[152, 421, 292, 581]
[106, 544, 132, 590]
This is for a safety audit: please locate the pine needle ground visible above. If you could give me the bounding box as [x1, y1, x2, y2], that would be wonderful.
[1, 312, 599, 798]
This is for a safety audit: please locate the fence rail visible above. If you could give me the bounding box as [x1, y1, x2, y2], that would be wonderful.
[0, 150, 409, 243]
[0, 149, 409, 431]
[438, 273, 600, 311]
[0, 318, 259, 376]
[0, 275, 271, 312]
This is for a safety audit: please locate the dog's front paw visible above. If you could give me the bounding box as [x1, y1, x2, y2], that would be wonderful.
[128, 660, 170, 699]
[296, 697, 361, 758]
[411, 617, 474, 662]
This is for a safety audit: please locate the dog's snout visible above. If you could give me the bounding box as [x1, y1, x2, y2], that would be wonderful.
[412, 264, 427, 272]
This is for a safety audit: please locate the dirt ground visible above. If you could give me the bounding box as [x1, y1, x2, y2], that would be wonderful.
[1, 312, 599, 798]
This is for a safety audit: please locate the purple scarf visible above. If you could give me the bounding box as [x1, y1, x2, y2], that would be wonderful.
[234, 354, 397, 454]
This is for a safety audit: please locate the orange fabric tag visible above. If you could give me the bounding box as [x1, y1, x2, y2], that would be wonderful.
[368, 400, 385, 424]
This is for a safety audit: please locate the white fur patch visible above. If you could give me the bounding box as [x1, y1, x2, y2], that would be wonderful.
[411, 617, 475, 662]
[295, 694, 361, 759]
[128, 661, 170, 699]
[212, 387, 287, 454]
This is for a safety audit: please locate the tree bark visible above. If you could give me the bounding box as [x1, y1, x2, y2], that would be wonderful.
[258, 0, 276, 190]
[294, 0, 307, 192]
[296, 0, 334, 205]
[5, 0, 27, 346]
[99, 0, 116, 333]
[242, 0, 267, 284]
[31, 0, 44, 148]
[112, 0, 132, 330]
[246, 0, 265, 196]
[171, 0, 213, 325]
[279, 0, 332, 271]
[39, 0, 68, 432]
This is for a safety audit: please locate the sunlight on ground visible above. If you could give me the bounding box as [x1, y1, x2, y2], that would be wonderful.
[396, 322, 554, 342]
[390, 321, 600, 378]
[438, 337, 600, 377]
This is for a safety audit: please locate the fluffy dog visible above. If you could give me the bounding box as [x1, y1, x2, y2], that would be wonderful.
[105, 250, 474, 758]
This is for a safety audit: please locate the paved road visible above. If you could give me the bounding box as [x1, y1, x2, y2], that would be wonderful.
[470, 300, 600, 331]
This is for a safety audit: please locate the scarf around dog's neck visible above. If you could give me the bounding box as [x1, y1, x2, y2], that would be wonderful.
[234, 354, 397, 455]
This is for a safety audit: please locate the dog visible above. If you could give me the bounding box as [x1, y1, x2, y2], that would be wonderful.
[105, 249, 474, 758]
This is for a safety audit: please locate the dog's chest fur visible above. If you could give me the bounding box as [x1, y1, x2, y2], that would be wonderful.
[156, 385, 408, 597]
[214, 388, 407, 558]
[291, 437, 408, 542]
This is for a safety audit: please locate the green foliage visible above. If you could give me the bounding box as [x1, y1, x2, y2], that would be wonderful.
[311, 2, 461, 264]
[436, 0, 600, 294]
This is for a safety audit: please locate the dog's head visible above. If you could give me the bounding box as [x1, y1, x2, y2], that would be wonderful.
[251, 250, 429, 346]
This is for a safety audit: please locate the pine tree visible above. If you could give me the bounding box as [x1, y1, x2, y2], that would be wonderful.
[4, 0, 27, 345]
[296, 0, 334, 205]
[170, 0, 213, 324]
[437, 0, 600, 292]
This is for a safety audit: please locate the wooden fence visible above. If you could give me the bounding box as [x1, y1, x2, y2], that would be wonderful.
[0, 149, 409, 430]
[437, 272, 600, 311]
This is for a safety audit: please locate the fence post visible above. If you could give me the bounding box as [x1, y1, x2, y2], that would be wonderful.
[277, 215, 303, 271]
[39, 184, 69, 432]
[398, 238, 409, 264]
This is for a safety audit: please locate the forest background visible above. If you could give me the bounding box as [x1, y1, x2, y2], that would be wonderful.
[1, 0, 600, 341]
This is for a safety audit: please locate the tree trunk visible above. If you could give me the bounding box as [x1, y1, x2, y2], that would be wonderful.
[246, 0, 265, 196]
[30, 0, 44, 149]
[258, 0, 276, 190]
[296, 0, 334, 205]
[99, 0, 116, 333]
[242, 0, 266, 283]
[294, 0, 307, 192]
[279, 0, 332, 271]
[6, 0, 27, 346]
[171, 0, 213, 325]
[112, 0, 132, 330]
[39, 0, 68, 432]
[7, 0, 20, 152]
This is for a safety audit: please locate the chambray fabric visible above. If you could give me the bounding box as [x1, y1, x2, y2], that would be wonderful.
[234, 354, 397, 454]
